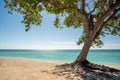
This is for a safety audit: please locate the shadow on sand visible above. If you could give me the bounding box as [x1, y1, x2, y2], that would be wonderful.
[53, 63, 120, 80]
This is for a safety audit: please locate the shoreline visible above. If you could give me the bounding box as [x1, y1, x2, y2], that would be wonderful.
[0, 57, 120, 69]
[0, 56, 65, 64]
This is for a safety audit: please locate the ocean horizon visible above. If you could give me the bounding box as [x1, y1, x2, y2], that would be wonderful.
[0, 49, 120, 66]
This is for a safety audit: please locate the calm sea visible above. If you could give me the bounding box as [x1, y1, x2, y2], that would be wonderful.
[0, 49, 120, 65]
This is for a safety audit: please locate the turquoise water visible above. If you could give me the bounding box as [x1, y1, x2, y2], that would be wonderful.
[0, 50, 120, 65]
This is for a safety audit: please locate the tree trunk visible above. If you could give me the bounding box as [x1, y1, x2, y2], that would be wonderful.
[74, 38, 93, 65]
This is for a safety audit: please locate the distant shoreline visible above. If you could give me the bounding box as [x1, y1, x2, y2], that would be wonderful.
[0, 49, 120, 50]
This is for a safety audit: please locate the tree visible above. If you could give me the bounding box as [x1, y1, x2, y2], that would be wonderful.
[4, 0, 120, 66]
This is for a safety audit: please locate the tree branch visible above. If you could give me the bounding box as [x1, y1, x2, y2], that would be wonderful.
[89, 7, 95, 14]
[77, 9, 87, 18]
[82, 0, 85, 11]
[95, 0, 120, 28]
[94, 7, 120, 39]
[109, 0, 114, 6]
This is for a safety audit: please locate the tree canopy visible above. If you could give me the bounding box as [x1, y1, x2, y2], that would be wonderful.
[4, 0, 120, 48]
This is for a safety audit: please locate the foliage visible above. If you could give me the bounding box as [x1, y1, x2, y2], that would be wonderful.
[4, 0, 120, 47]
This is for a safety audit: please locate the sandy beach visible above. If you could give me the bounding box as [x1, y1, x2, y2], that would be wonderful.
[0, 58, 65, 80]
[0, 58, 120, 80]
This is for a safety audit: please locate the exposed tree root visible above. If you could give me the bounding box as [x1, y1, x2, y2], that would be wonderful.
[53, 61, 120, 80]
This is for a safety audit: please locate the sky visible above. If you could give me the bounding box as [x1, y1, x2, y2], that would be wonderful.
[0, 1, 120, 50]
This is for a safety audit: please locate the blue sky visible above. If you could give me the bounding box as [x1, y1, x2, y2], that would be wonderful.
[0, 1, 120, 50]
